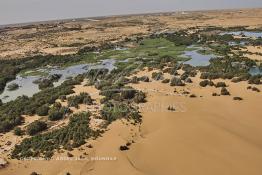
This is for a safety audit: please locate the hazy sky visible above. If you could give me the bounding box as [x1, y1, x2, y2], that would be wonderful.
[0, 0, 262, 25]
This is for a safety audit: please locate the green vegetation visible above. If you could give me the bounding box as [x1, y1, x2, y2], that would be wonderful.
[12, 112, 98, 159]
[36, 105, 50, 116]
[7, 83, 19, 91]
[0, 61, 20, 93]
[152, 72, 164, 81]
[233, 97, 243, 101]
[20, 70, 48, 77]
[189, 94, 197, 98]
[119, 145, 129, 151]
[221, 87, 230, 96]
[170, 77, 185, 86]
[200, 56, 255, 80]
[14, 127, 23, 136]
[0, 77, 81, 133]
[98, 38, 187, 60]
[26, 121, 47, 136]
[164, 31, 198, 46]
[247, 86, 261, 92]
[48, 104, 71, 121]
[4, 27, 262, 161]
[38, 79, 54, 90]
[161, 79, 170, 83]
[100, 102, 141, 123]
[133, 91, 146, 103]
[248, 75, 261, 85]
[67, 92, 93, 108]
[167, 106, 176, 111]
[199, 80, 214, 87]
[215, 82, 227, 88]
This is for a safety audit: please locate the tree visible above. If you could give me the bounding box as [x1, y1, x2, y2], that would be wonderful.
[120, 88, 136, 99]
[27, 121, 47, 136]
[14, 127, 23, 136]
[170, 77, 185, 86]
[133, 91, 146, 103]
[152, 72, 164, 81]
[215, 82, 227, 88]
[36, 105, 49, 116]
[221, 87, 230, 96]
[7, 83, 19, 91]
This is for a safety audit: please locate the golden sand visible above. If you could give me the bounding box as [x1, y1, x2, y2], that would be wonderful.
[242, 46, 262, 61]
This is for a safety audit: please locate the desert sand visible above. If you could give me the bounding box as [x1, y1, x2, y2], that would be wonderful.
[1, 8, 262, 59]
[1, 68, 262, 175]
[242, 46, 262, 61]
[126, 70, 262, 175]
[1, 8, 262, 175]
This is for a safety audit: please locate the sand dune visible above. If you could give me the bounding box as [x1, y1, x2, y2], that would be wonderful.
[126, 71, 262, 175]
[1, 69, 262, 175]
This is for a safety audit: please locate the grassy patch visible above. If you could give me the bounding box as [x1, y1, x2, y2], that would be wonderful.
[98, 38, 187, 60]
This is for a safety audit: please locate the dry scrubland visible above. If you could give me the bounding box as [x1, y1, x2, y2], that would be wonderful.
[0, 8, 262, 59]
[0, 8, 262, 175]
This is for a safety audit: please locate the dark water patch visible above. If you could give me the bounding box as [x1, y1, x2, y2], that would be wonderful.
[0, 59, 116, 103]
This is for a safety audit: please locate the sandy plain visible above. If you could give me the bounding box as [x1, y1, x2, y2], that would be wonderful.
[1, 8, 262, 175]
[1, 8, 262, 59]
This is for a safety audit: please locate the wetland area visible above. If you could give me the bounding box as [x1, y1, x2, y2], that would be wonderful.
[0, 8, 262, 175]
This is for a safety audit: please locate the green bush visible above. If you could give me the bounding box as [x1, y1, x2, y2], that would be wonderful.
[161, 79, 170, 83]
[185, 78, 193, 83]
[14, 127, 23, 136]
[0, 78, 76, 133]
[67, 93, 93, 108]
[12, 112, 97, 159]
[7, 83, 19, 91]
[215, 82, 227, 88]
[152, 72, 164, 81]
[138, 76, 149, 82]
[26, 121, 47, 136]
[133, 91, 146, 103]
[233, 97, 243, 101]
[248, 75, 261, 85]
[189, 94, 197, 98]
[36, 105, 49, 116]
[170, 77, 185, 86]
[38, 79, 54, 90]
[120, 88, 137, 99]
[252, 87, 260, 92]
[199, 80, 214, 87]
[130, 76, 139, 84]
[221, 87, 230, 96]
[48, 104, 71, 121]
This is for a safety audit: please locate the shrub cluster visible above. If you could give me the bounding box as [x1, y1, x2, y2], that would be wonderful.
[100, 102, 141, 123]
[170, 77, 185, 86]
[12, 112, 98, 159]
[0, 78, 79, 133]
[26, 121, 47, 136]
[221, 87, 230, 96]
[67, 93, 93, 108]
[152, 72, 164, 81]
[7, 83, 19, 91]
[48, 103, 71, 121]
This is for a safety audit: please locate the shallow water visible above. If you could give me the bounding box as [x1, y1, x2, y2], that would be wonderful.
[182, 49, 215, 67]
[114, 47, 128, 51]
[228, 41, 247, 46]
[0, 59, 116, 103]
[221, 31, 262, 38]
[249, 66, 262, 76]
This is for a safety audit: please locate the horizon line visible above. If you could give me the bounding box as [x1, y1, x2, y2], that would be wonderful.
[1, 7, 261, 28]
